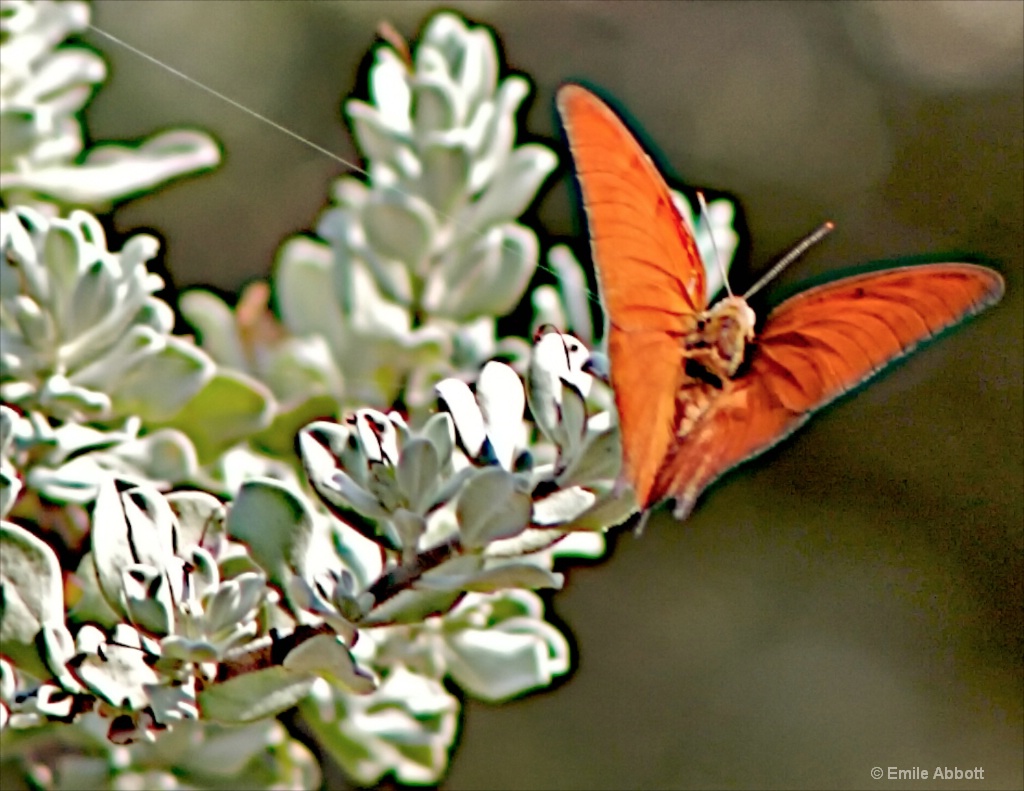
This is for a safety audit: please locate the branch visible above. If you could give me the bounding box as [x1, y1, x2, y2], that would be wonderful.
[364, 536, 462, 610]
[214, 536, 461, 681]
[215, 623, 333, 682]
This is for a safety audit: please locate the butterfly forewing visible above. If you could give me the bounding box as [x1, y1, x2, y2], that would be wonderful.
[652, 263, 1005, 518]
[557, 85, 709, 506]
[557, 85, 707, 326]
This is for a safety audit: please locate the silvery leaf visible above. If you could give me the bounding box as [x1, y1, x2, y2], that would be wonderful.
[533, 486, 598, 526]
[411, 75, 459, 137]
[445, 563, 563, 594]
[483, 528, 569, 558]
[353, 241, 415, 307]
[0, 469, 20, 518]
[345, 100, 411, 165]
[0, 520, 66, 679]
[549, 532, 608, 561]
[559, 489, 638, 532]
[178, 290, 249, 371]
[107, 334, 216, 423]
[183, 546, 220, 604]
[366, 461, 402, 514]
[283, 633, 376, 695]
[199, 666, 316, 724]
[557, 425, 622, 488]
[351, 409, 400, 466]
[1, 131, 219, 211]
[425, 466, 475, 514]
[64, 260, 116, 340]
[396, 438, 441, 514]
[121, 564, 174, 636]
[368, 48, 411, 131]
[299, 665, 458, 786]
[35, 374, 110, 416]
[11, 294, 55, 347]
[443, 223, 539, 320]
[159, 369, 274, 463]
[582, 350, 611, 383]
[475, 361, 525, 469]
[390, 508, 427, 556]
[204, 572, 265, 637]
[360, 587, 464, 627]
[108, 427, 198, 487]
[545, 245, 596, 344]
[226, 478, 314, 590]
[467, 76, 529, 192]
[325, 468, 388, 522]
[67, 630, 160, 710]
[435, 377, 486, 458]
[418, 136, 470, 215]
[361, 189, 436, 273]
[463, 144, 557, 232]
[299, 429, 394, 548]
[527, 329, 593, 444]
[450, 22, 498, 112]
[165, 490, 225, 554]
[272, 236, 346, 339]
[91, 478, 174, 617]
[420, 412, 456, 475]
[442, 591, 570, 702]
[554, 378, 588, 469]
[456, 467, 531, 549]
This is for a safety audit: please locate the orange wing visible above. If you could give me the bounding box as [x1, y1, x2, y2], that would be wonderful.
[652, 263, 1005, 519]
[557, 84, 707, 507]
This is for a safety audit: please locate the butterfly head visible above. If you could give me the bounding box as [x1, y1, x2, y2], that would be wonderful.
[683, 296, 756, 381]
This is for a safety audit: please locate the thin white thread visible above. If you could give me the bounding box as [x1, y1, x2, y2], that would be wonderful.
[87, 22, 600, 304]
[86, 23, 761, 316]
[87, 24, 370, 178]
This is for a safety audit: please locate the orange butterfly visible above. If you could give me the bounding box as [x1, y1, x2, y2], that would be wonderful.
[557, 84, 1005, 520]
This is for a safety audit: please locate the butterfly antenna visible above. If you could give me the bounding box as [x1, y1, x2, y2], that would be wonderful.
[743, 221, 835, 300]
[697, 191, 733, 298]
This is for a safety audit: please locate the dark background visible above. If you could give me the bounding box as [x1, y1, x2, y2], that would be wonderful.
[87, 2, 1022, 789]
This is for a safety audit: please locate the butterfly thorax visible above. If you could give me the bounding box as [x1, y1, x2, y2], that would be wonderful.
[681, 296, 756, 381]
[674, 297, 756, 439]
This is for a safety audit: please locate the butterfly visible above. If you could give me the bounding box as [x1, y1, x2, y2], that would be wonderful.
[556, 84, 1005, 520]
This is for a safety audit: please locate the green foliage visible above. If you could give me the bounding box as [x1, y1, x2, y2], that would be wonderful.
[0, 4, 738, 788]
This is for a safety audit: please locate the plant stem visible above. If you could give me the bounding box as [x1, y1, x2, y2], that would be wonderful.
[363, 536, 462, 610]
[215, 538, 462, 680]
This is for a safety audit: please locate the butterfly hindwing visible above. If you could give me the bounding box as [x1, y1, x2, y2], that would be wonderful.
[652, 263, 1005, 518]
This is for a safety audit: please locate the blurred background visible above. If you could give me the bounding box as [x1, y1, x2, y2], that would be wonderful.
[86, 2, 1021, 789]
